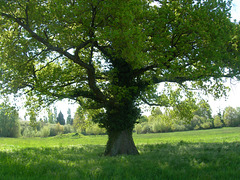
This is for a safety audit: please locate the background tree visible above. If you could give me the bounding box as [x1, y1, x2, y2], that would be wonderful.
[0, 102, 20, 137]
[57, 111, 65, 125]
[151, 107, 163, 117]
[47, 107, 55, 124]
[28, 110, 38, 130]
[223, 106, 240, 127]
[43, 116, 48, 123]
[190, 100, 213, 129]
[73, 105, 102, 134]
[53, 107, 58, 124]
[194, 101, 212, 121]
[0, 0, 240, 156]
[66, 108, 73, 125]
[213, 115, 223, 128]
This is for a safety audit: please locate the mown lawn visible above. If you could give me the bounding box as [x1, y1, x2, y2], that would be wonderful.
[1, 127, 240, 180]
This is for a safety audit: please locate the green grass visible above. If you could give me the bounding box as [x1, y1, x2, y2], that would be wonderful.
[1, 128, 240, 179]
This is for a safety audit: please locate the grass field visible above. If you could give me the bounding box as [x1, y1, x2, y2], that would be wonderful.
[1, 127, 240, 180]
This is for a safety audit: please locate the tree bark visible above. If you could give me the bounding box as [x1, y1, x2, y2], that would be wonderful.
[104, 129, 139, 156]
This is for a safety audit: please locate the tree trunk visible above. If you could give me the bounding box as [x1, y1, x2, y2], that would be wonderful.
[104, 129, 139, 156]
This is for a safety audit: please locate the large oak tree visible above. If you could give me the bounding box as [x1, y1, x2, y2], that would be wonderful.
[0, 0, 240, 156]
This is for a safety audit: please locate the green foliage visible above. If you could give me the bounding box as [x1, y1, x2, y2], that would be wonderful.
[194, 100, 212, 120]
[20, 121, 75, 137]
[73, 105, 106, 135]
[223, 106, 240, 127]
[150, 107, 163, 117]
[85, 124, 106, 135]
[213, 115, 223, 128]
[66, 108, 73, 125]
[135, 100, 215, 133]
[39, 126, 50, 137]
[0, 102, 20, 137]
[47, 107, 55, 124]
[151, 114, 173, 133]
[55, 122, 64, 135]
[73, 106, 92, 133]
[22, 126, 36, 137]
[63, 124, 74, 134]
[137, 115, 148, 123]
[201, 122, 212, 129]
[28, 111, 38, 129]
[49, 124, 58, 136]
[135, 123, 143, 134]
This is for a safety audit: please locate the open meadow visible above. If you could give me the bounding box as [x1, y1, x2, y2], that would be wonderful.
[1, 127, 240, 180]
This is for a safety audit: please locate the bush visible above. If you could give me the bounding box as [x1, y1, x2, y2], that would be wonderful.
[194, 125, 200, 130]
[201, 122, 212, 129]
[20, 121, 30, 136]
[152, 121, 172, 133]
[49, 124, 58, 136]
[0, 104, 20, 137]
[64, 124, 74, 134]
[85, 124, 106, 135]
[141, 123, 151, 134]
[152, 122, 162, 133]
[39, 126, 50, 137]
[22, 126, 36, 137]
[55, 123, 64, 135]
[135, 123, 142, 134]
[213, 115, 223, 128]
[223, 107, 240, 127]
[171, 124, 187, 131]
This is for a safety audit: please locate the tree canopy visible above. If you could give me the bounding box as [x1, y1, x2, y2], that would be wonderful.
[0, 0, 240, 155]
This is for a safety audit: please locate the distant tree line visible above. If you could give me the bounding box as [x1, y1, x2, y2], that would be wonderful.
[1, 100, 240, 138]
[134, 101, 240, 134]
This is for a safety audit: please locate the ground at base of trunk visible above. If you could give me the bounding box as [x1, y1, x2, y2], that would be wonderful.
[104, 130, 139, 156]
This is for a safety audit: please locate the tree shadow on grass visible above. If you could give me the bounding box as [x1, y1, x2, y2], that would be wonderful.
[0, 142, 240, 180]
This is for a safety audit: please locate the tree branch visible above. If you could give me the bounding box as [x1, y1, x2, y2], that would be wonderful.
[133, 64, 158, 77]
[1, 12, 91, 69]
[1, 12, 107, 104]
[35, 55, 62, 72]
[141, 97, 163, 107]
[25, 0, 29, 25]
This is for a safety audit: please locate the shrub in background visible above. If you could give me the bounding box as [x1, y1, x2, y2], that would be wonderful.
[22, 126, 36, 137]
[55, 123, 64, 135]
[213, 115, 223, 128]
[39, 126, 50, 137]
[49, 124, 58, 136]
[223, 107, 240, 127]
[0, 103, 20, 137]
[64, 124, 74, 134]
[201, 122, 212, 129]
[85, 124, 106, 135]
[171, 124, 187, 132]
[134, 123, 142, 134]
[141, 123, 151, 134]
